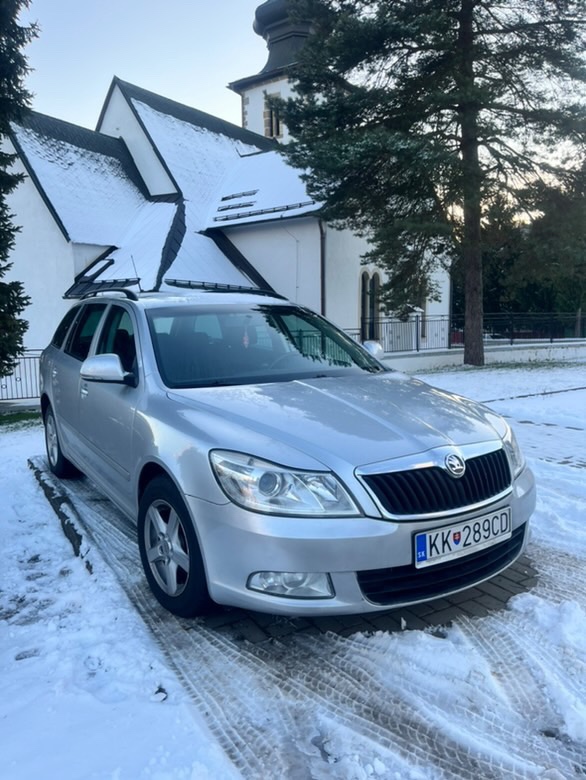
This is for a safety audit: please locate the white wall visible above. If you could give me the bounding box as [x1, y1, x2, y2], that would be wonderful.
[225, 218, 323, 312]
[324, 227, 372, 330]
[426, 266, 451, 317]
[72, 244, 111, 277]
[326, 226, 452, 330]
[225, 219, 451, 334]
[98, 85, 177, 197]
[5, 153, 78, 348]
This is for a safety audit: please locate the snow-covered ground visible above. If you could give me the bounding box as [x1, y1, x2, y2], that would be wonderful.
[1, 361, 585, 779]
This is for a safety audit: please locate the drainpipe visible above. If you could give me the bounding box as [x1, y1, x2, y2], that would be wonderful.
[319, 219, 327, 316]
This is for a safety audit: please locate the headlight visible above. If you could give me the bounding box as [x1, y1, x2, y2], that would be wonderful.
[210, 450, 360, 516]
[502, 424, 525, 476]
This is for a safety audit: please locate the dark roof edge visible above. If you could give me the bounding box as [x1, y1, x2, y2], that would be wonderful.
[95, 77, 118, 133]
[109, 135, 152, 200]
[203, 229, 274, 291]
[102, 76, 277, 152]
[8, 129, 71, 242]
[228, 66, 289, 94]
[155, 200, 187, 291]
[96, 76, 182, 197]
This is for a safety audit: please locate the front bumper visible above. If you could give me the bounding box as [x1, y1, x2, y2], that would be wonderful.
[186, 464, 536, 616]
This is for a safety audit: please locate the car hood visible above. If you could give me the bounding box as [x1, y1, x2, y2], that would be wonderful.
[166, 373, 505, 470]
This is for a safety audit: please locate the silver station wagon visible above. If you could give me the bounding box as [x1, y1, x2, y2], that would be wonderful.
[39, 285, 536, 617]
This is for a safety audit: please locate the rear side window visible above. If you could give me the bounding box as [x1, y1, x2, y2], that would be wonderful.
[51, 306, 80, 348]
[65, 303, 107, 361]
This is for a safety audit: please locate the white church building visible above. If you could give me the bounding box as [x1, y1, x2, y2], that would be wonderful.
[5, 0, 450, 353]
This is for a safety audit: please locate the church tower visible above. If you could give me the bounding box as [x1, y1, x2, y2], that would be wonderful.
[228, 0, 310, 142]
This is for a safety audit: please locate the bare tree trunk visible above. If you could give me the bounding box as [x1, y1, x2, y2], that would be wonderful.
[463, 229, 484, 365]
[458, 0, 485, 366]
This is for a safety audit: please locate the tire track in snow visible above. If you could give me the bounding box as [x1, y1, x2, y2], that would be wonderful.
[35, 463, 326, 778]
[456, 616, 586, 776]
[247, 632, 528, 779]
[531, 543, 586, 607]
[248, 625, 586, 779]
[482, 385, 586, 404]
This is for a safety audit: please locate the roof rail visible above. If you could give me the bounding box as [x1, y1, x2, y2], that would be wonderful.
[164, 279, 285, 299]
[81, 287, 139, 301]
[66, 277, 141, 299]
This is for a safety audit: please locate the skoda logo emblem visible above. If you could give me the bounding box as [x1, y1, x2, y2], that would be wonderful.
[445, 453, 466, 478]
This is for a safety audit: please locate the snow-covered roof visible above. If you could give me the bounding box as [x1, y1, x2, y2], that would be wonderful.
[87, 201, 178, 290]
[11, 112, 150, 246]
[12, 78, 320, 296]
[97, 215, 257, 292]
[207, 150, 319, 228]
[130, 98, 261, 231]
[122, 81, 320, 230]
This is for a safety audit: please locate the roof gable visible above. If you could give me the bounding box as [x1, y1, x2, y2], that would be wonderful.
[98, 77, 277, 152]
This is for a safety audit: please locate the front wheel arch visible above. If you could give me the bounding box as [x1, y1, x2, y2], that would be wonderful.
[137, 475, 211, 617]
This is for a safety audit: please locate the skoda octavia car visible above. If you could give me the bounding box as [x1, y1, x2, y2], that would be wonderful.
[39, 285, 535, 617]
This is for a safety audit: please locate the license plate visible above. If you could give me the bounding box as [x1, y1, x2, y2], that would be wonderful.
[414, 508, 512, 569]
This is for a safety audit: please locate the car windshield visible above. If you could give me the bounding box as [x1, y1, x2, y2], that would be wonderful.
[146, 304, 387, 388]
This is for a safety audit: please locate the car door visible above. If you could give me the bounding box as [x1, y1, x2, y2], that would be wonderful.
[76, 304, 140, 510]
[52, 302, 108, 458]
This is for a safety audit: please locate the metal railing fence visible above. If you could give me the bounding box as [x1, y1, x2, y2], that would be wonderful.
[0, 350, 42, 401]
[355, 311, 586, 354]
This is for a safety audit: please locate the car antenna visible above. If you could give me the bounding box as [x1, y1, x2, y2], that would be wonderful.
[130, 256, 143, 292]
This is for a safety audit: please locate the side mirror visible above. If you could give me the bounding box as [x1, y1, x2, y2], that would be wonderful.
[80, 354, 136, 387]
[362, 340, 384, 360]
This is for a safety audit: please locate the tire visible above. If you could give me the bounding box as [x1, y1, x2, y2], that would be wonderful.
[44, 405, 79, 478]
[138, 476, 211, 617]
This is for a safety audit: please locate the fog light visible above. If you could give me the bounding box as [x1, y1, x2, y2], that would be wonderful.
[247, 571, 334, 599]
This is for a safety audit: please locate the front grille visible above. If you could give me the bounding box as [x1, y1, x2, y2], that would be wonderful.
[361, 448, 511, 517]
[357, 524, 526, 606]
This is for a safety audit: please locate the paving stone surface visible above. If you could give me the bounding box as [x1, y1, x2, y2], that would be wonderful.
[196, 554, 538, 643]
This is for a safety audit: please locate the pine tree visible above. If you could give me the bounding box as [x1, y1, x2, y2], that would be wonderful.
[0, 0, 36, 377]
[451, 195, 525, 316]
[514, 172, 586, 323]
[279, 0, 586, 365]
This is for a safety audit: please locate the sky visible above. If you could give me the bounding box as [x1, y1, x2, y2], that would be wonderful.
[19, 0, 268, 131]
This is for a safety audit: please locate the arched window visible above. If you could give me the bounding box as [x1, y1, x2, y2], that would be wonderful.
[264, 93, 282, 138]
[360, 272, 370, 341]
[370, 273, 381, 340]
[360, 272, 381, 341]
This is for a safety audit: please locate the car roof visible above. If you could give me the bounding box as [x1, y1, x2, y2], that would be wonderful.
[77, 285, 290, 310]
